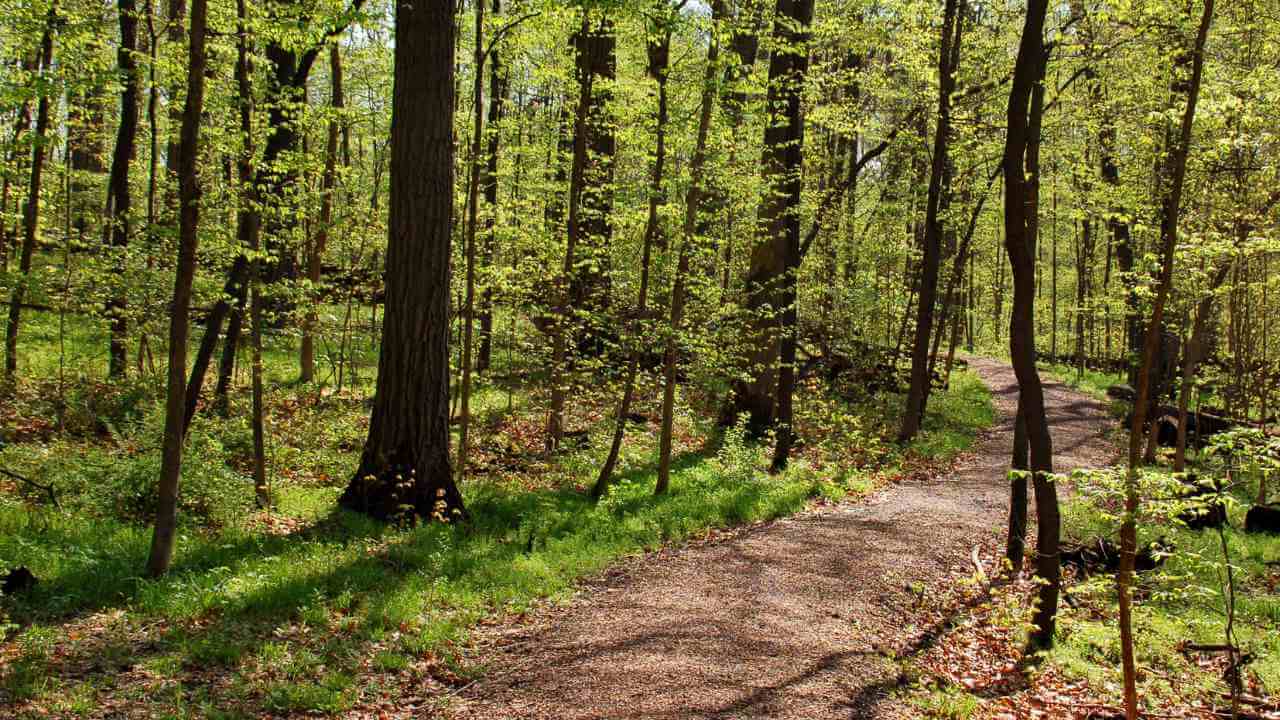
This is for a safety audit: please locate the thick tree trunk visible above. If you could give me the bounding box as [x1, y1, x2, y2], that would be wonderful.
[1002, 0, 1058, 651]
[1118, 5, 1213, 713]
[338, 0, 466, 523]
[4, 5, 57, 381]
[146, 0, 208, 577]
[727, 0, 813, 440]
[899, 0, 960, 443]
[104, 0, 141, 379]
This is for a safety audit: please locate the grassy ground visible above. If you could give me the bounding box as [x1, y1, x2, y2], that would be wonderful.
[0, 310, 996, 718]
[1037, 359, 1126, 401]
[896, 434, 1280, 718]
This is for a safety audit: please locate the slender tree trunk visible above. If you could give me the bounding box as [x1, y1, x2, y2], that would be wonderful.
[658, 2, 721, 493]
[301, 44, 344, 383]
[146, 0, 208, 577]
[899, 0, 960, 443]
[104, 0, 141, 379]
[231, 0, 268, 508]
[595, 5, 675, 499]
[1002, 0, 1058, 651]
[456, 0, 487, 485]
[545, 10, 598, 453]
[476, 0, 505, 374]
[1118, 3, 1213, 715]
[338, 0, 466, 523]
[4, 4, 58, 381]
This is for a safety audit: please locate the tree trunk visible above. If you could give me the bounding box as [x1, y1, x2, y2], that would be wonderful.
[301, 44, 344, 383]
[899, 0, 960, 443]
[4, 4, 58, 381]
[658, 1, 722, 493]
[476, 0, 505, 374]
[595, 4, 676, 499]
[1002, 0, 1058, 651]
[146, 0, 208, 577]
[1118, 3, 1213, 715]
[104, 0, 141, 379]
[456, 0, 488, 486]
[727, 0, 814, 439]
[338, 0, 466, 523]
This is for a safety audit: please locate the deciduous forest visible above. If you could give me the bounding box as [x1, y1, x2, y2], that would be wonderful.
[0, 0, 1277, 716]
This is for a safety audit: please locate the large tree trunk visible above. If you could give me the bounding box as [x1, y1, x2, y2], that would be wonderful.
[1118, 4, 1213, 713]
[727, 0, 813, 439]
[104, 0, 141, 379]
[338, 0, 466, 523]
[569, 17, 617, 356]
[300, 44, 344, 384]
[4, 4, 58, 381]
[899, 0, 960, 443]
[1002, 0, 1058, 651]
[146, 0, 208, 577]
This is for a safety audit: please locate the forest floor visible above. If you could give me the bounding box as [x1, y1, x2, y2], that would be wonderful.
[444, 357, 1120, 719]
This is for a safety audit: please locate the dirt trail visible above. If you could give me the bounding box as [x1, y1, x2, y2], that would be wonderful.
[446, 358, 1118, 719]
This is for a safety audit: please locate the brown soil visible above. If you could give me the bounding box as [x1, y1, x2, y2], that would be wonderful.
[445, 358, 1119, 719]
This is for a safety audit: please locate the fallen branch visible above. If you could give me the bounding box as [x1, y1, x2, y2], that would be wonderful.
[0, 467, 59, 509]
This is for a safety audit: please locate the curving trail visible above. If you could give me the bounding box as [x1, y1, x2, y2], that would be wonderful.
[445, 358, 1118, 719]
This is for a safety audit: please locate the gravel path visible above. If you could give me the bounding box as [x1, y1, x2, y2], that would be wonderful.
[446, 358, 1119, 719]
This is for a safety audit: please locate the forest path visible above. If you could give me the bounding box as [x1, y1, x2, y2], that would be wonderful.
[444, 358, 1118, 719]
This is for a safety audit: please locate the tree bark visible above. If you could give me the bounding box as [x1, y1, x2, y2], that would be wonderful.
[727, 0, 813, 441]
[1002, 0, 1058, 651]
[4, 4, 58, 381]
[899, 0, 960, 443]
[338, 0, 466, 523]
[146, 0, 208, 577]
[595, 3, 676, 499]
[476, 0, 505, 374]
[300, 43, 344, 383]
[658, 0, 722, 493]
[1118, 4, 1213, 713]
[104, 0, 141, 379]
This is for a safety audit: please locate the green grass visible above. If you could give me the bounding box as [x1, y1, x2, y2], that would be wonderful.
[1, 305, 998, 715]
[1050, 463, 1280, 706]
[1038, 359, 1126, 401]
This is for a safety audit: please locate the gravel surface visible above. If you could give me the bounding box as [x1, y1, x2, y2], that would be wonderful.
[445, 358, 1119, 719]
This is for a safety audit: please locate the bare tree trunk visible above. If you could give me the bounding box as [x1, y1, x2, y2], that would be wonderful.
[726, 0, 813, 439]
[899, 0, 961, 443]
[456, 0, 487, 485]
[476, 0, 505, 374]
[4, 4, 57, 381]
[301, 44, 344, 383]
[595, 4, 675, 499]
[657, 0, 722, 493]
[146, 0, 208, 577]
[1002, 0, 1058, 650]
[1118, 2, 1213, 714]
[104, 0, 141, 379]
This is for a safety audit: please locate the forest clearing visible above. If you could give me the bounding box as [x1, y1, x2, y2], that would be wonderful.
[0, 0, 1277, 717]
